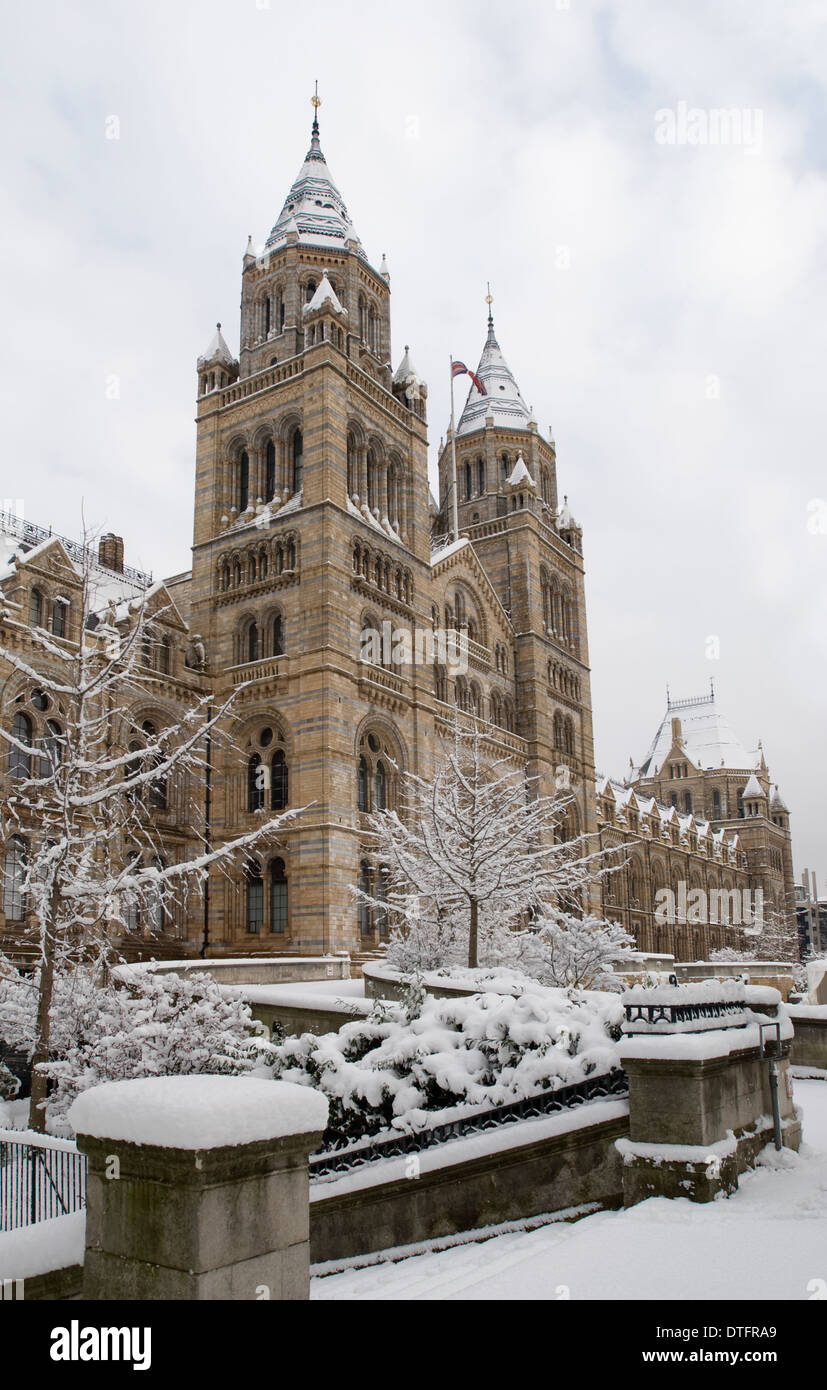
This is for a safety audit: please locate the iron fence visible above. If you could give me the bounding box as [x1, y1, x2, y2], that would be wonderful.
[309, 1068, 628, 1179]
[0, 1136, 87, 1231]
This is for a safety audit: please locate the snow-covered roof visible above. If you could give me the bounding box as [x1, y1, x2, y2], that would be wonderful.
[595, 774, 742, 851]
[456, 315, 533, 438]
[770, 786, 789, 813]
[557, 496, 579, 530]
[743, 773, 766, 800]
[393, 345, 419, 386]
[507, 454, 536, 489]
[302, 272, 345, 316]
[637, 693, 760, 776]
[197, 323, 234, 369]
[264, 116, 368, 262]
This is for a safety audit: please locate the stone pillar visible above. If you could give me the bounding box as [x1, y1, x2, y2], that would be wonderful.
[70, 1075, 328, 1301]
[616, 994, 800, 1206]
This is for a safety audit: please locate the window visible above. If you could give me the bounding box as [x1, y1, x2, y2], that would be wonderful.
[9, 712, 32, 779]
[264, 297, 271, 335]
[684, 793, 692, 814]
[245, 860, 263, 933]
[40, 720, 62, 778]
[266, 440, 276, 501]
[292, 430, 303, 493]
[374, 761, 387, 811]
[2, 836, 27, 921]
[357, 860, 370, 935]
[239, 450, 250, 512]
[51, 600, 67, 638]
[357, 755, 368, 812]
[713, 789, 721, 818]
[270, 858, 287, 933]
[478, 458, 485, 495]
[272, 613, 284, 656]
[305, 280, 316, 303]
[248, 754, 264, 813]
[271, 749, 288, 810]
[247, 622, 259, 663]
[29, 589, 42, 627]
[464, 461, 472, 500]
[158, 639, 170, 675]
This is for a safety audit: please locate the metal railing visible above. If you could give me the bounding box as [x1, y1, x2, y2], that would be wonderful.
[623, 1000, 747, 1031]
[0, 1136, 87, 1231]
[0, 510, 151, 588]
[308, 1068, 628, 1179]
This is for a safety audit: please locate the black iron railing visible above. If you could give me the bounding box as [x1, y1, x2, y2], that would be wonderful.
[623, 1000, 747, 1031]
[0, 510, 151, 588]
[0, 1137, 87, 1231]
[308, 1068, 628, 1179]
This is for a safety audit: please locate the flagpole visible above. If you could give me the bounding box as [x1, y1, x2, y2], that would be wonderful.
[449, 355, 460, 542]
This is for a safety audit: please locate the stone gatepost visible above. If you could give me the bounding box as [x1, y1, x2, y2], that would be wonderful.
[69, 1075, 328, 1300]
[615, 983, 801, 1206]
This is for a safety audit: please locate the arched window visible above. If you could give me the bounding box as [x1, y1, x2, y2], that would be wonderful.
[347, 433, 357, 498]
[684, 792, 692, 814]
[373, 760, 387, 811]
[305, 280, 316, 303]
[553, 711, 564, 749]
[271, 749, 288, 810]
[478, 458, 485, 494]
[270, 858, 287, 933]
[9, 711, 32, 779]
[238, 450, 250, 512]
[357, 756, 368, 812]
[272, 613, 284, 656]
[265, 440, 276, 501]
[40, 720, 62, 779]
[245, 859, 263, 933]
[713, 789, 722, 818]
[464, 460, 472, 500]
[158, 639, 170, 675]
[3, 835, 27, 921]
[264, 297, 271, 336]
[51, 600, 68, 638]
[29, 589, 42, 627]
[292, 430, 303, 493]
[247, 622, 259, 663]
[248, 754, 264, 813]
[357, 860, 370, 935]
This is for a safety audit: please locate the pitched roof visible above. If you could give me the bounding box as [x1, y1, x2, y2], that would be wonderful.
[302, 272, 345, 315]
[264, 116, 367, 261]
[456, 315, 532, 438]
[637, 692, 760, 776]
[507, 454, 536, 488]
[197, 323, 234, 368]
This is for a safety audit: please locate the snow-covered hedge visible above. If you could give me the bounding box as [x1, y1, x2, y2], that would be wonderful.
[0, 957, 274, 1135]
[270, 983, 623, 1148]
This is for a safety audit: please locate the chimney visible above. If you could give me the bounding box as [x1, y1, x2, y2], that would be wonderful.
[98, 533, 124, 573]
[671, 716, 682, 742]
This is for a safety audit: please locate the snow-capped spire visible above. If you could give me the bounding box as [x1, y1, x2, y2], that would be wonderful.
[456, 305, 532, 438]
[393, 344, 418, 385]
[302, 271, 345, 316]
[197, 322, 234, 369]
[743, 773, 766, 800]
[244, 234, 255, 263]
[380, 253, 390, 281]
[506, 453, 536, 489]
[264, 92, 367, 261]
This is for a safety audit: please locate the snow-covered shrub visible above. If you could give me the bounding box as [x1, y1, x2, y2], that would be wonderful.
[0, 1059, 20, 1100]
[0, 956, 274, 1135]
[270, 984, 623, 1148]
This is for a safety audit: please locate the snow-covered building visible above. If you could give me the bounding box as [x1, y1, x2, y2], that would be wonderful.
[0, 100, 798, 965]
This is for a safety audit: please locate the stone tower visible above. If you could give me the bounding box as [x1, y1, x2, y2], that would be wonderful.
[187, 100, 432, 953]
[435, 307, 597, 848]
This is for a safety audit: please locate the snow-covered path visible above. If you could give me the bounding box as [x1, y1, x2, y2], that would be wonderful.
[312, 1078, 827, 1301]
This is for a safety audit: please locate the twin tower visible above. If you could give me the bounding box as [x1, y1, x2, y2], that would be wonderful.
[185, 103, 594, 954]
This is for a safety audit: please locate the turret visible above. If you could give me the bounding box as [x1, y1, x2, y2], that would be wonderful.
[196, 323, 238, 397]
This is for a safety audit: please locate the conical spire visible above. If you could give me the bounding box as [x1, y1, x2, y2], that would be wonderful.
[264, 91, 366, 260]
[456, 300, 532, 437]
[197, 322, 234, 369]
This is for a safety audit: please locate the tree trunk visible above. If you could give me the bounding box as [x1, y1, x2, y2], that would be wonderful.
[468, 897, 478, 968]
[28, 934, 56, 1133]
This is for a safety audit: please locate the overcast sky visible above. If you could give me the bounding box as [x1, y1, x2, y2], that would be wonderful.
[1, 0, 825, 885]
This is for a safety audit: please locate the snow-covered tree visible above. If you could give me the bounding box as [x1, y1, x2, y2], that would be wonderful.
[0, 953, 273, 1134]
[711, 904, 799, 966]
[0, 535, 302, 1130]
[359, 717, 622, 970]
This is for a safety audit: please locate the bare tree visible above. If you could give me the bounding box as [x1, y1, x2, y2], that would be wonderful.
[357, 717, 619, 969]
[0, 537, 301, 1130]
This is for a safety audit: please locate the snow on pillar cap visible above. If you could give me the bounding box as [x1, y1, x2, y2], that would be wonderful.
[68, 1076, 328, 1149]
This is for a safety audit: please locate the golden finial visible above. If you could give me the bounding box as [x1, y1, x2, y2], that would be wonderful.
[311, 81, 321, 113]
[485, 282, 494, 329]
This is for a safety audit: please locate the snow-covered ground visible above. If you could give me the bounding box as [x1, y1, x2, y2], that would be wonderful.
[311, 1077, 827, 1301]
